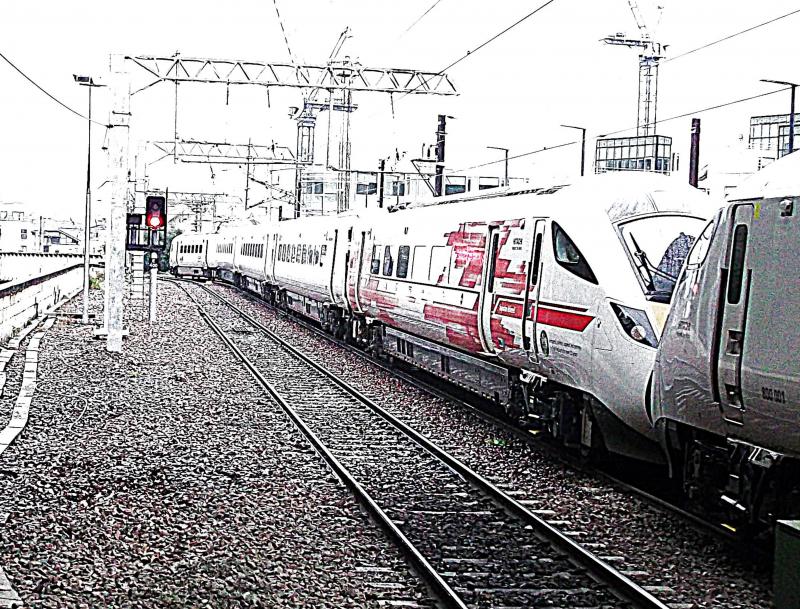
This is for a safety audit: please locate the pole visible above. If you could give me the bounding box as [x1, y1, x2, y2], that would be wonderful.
[789, 85, 796, 155]
[106, 56, 130, 353]
[82, 84, 92, 324]
[148, 252, 157, 322]
[377, 159, 385, 208]
[434, 114, 446, 197]
[560, 125, 586, 177]
[689, 118, 701, 187]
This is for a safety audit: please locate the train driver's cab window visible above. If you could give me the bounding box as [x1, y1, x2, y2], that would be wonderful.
[552, 222, 597, 284]
[396, 246, 410, 278]
[685, 214, 718, 269]
[371, 245, 381, 274]
[383, 245, 394, 276]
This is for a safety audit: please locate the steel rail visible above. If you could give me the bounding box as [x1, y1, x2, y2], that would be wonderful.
[190, 279, 671, 609]
[166, 279, 468, 609]
[211, 280, 760, 549]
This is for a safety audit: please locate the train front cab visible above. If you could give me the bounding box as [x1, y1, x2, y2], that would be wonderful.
[653, 155, 800, 528]
[347, 181, 714, 463]
[171, 236, 211, 279]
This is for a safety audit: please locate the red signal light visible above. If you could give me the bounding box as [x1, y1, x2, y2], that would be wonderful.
[145, 195, 166, 231]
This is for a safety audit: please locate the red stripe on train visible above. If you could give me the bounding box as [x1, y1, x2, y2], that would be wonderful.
[536, 307, 594, 332]
[494, 297, 594, 332]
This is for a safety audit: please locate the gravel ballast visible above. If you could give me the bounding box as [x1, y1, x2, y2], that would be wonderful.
[209, 281, 773, 609]
[0, 284, 433, 608]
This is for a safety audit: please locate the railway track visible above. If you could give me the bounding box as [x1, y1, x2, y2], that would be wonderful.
[207, 280, 754, 547]
[171, 278, 669, 609]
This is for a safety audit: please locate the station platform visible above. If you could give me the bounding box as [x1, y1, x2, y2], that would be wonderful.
[0, 282, 427, 609]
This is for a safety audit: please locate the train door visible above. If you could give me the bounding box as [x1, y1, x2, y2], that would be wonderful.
[328, 228, 340, 301]
[478, 227, 500, 353]
[347, 230, 367, 314]
[714, 203, 754, 427]
[524, 220, 546, 363]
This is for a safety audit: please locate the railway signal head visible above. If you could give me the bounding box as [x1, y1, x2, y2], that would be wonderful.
[145, 195, 166, 230]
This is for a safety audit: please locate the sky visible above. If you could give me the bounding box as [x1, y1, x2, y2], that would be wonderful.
[0, 0, 799, 221]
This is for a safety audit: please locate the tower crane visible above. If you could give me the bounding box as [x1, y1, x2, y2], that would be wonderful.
[602, 1, 667, 136]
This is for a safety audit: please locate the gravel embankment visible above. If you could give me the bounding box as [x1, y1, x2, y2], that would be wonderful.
[209, 281, 773, 609]
[0, 283, 433, 608]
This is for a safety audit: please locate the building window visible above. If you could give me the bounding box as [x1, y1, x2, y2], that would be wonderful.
[391, 182, 406, 197]
[20, 229, 27, 240]
[356, 182, 378, 195]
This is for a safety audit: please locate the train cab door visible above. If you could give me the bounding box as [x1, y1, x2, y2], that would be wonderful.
[523, 220, 546, 364]
[714, 203, 754, 428]
[478, 226, 501, 354]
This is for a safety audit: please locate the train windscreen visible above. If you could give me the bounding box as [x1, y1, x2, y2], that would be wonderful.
[618, 214, 706, 303]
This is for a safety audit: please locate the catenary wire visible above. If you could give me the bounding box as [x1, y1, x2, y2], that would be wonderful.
[453, 86, 790, 173]
[403, 0, 445, 34]
[664, 7, 800, 64]
[0, 49, 109, 128]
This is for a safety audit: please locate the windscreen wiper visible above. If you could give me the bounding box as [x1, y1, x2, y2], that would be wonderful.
[629, 234, 656, 291]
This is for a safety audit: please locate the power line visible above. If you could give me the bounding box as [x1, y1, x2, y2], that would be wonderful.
[437, 0, 559, 78]
[0, 49, 108, 127]
[453, 86, 790, 173]
[665, 7, 800, 63]
[379, 0, 558, 110]
[403, 0, 445, 34]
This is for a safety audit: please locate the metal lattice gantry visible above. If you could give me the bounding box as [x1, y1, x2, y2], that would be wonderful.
[150, 140, 297, 165]
[126, 55, 458, 96]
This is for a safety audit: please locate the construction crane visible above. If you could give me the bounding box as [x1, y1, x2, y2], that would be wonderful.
[602, 1, 667, 136]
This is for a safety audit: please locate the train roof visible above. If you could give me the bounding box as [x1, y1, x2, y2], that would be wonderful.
[730, 152, 800, 201]
[386, 172, 713, 224]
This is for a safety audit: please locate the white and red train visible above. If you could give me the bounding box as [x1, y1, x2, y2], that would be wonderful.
[171, 172, 716, 465]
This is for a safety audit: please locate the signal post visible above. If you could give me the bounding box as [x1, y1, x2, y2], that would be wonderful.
[126, 194, 167, 323]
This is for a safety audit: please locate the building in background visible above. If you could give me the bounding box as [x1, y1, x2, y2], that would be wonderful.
[749, 113, 800, 159]
[0, 202, 104, 255]
[594, 135, 673, 174]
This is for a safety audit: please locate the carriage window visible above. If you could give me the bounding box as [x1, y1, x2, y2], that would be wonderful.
[727, 224, 748, 305]
[382, 245, 394, 276]
[529, 233, 543, 286]
[411, 245, 428, 280]
[370, 245, 381, 274]
[429, 246, 451, 284]
[552, 222, 598, 284]
[396, 246, 410, 278]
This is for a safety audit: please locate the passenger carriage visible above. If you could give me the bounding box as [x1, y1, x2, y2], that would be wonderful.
[169, 234, 212, 279]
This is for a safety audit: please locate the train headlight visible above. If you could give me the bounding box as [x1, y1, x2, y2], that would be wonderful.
[610, 303, 658, 348]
